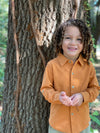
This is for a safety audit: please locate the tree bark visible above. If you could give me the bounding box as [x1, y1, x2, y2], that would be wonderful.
[2, 0, 85, 133]
[89, 0, 100, 59]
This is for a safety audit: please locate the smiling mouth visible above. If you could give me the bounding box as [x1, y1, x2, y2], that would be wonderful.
[68, 47, 77, 51]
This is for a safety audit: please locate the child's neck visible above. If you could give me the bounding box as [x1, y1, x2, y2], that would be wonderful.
[63, 54, 79, 64]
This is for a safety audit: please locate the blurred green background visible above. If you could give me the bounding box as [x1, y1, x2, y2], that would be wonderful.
[0, 0, 8, 101]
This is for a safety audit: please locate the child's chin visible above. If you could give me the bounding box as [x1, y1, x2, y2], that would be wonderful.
[68, 52, 77, 56]
[69, 53, 79, 57]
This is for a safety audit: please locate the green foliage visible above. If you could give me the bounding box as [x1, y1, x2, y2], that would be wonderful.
[84, 1, 92, 11]
[90, 111, 100, 126]
[0, 111, 2, 117]
[0, 0, 8, 100]
[90, 128, 99, 133]
[90, 111, 100, 133]
[90, 58, 96, 63]
[0, 0, 8, 45]
[84, 1, 100, 132]
[84, 1, 98, 62]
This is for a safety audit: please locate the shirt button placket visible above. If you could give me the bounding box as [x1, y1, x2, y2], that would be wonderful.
[72, 86, 74, 88]
[71, 113, 74, 115]
[42, 90, 44, 93]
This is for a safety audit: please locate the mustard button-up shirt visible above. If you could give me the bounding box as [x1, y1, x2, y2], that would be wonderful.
[40, 53, 100, 133]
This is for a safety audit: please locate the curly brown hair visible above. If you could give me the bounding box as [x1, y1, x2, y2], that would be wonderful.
[53, 19, 93, 63]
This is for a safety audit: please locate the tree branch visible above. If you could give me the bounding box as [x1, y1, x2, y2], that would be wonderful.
[28, 0, 46, 68]
[72, 0, 81, 19]
[11, 0, 21, 133]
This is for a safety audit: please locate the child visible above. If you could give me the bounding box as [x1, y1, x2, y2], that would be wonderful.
[40, 19, 100, 133]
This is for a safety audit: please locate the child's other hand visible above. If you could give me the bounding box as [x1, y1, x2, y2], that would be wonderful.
[59, 91, 71, 106]
[70, 93, 83, 106]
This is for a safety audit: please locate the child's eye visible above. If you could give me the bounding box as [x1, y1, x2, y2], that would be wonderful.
[77, 38, 82, 42]
[65, 37, 71, 39]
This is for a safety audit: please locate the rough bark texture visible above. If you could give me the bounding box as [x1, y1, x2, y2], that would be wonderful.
[89, 0, 100, 58]
[2, 0, 84, 133]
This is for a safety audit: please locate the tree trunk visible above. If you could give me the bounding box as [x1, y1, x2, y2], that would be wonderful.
[2, 0, 85, 133]
[89, 0, 100, 59]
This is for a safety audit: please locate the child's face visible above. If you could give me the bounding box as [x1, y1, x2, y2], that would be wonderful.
[62, 26, 83, 60]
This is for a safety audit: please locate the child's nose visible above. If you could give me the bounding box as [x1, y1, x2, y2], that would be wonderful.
[70, 39, 76, 45]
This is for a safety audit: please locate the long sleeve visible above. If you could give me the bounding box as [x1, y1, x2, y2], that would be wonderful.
[81, 64, 100, 103]
[40, 62, 61, 104]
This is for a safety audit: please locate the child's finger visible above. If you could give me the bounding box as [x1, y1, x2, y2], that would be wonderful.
[71, 97, 78, 106]
[62, 101, 69, 106]
[61, 97, 66, 101]
[70, 94, 76, 100]
[64, 97, 72, 106]
[59, 92, 67, 103]
[71, 101, 78, 106]
[60, 91, 66, 96]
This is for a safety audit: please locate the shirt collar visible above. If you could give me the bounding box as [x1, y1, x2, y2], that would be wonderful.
[78, 55, 87, 66]
[57, 53, 87, 66]
[57, 53, 69, 66]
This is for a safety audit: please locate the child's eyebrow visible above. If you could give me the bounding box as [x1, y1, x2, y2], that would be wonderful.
[64, 34, 82, 38]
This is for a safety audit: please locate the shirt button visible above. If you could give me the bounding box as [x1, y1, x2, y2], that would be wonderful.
[42, 90, 44, 93]
[71, 113, 74, 115]
[72, 86, 74, 88]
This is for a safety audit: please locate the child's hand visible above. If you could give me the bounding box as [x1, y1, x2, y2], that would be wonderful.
[59, 91, 71, 106]
[70, 93, 83, 106]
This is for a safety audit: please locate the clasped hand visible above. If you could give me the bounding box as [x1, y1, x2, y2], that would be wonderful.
[59, 91, 83, 106]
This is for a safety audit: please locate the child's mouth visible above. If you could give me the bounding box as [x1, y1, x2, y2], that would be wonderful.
[68, 47, 77, 51]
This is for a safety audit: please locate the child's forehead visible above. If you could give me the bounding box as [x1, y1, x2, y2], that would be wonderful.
[64, 26, 82, 36]
[64, 25, 79, 31]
